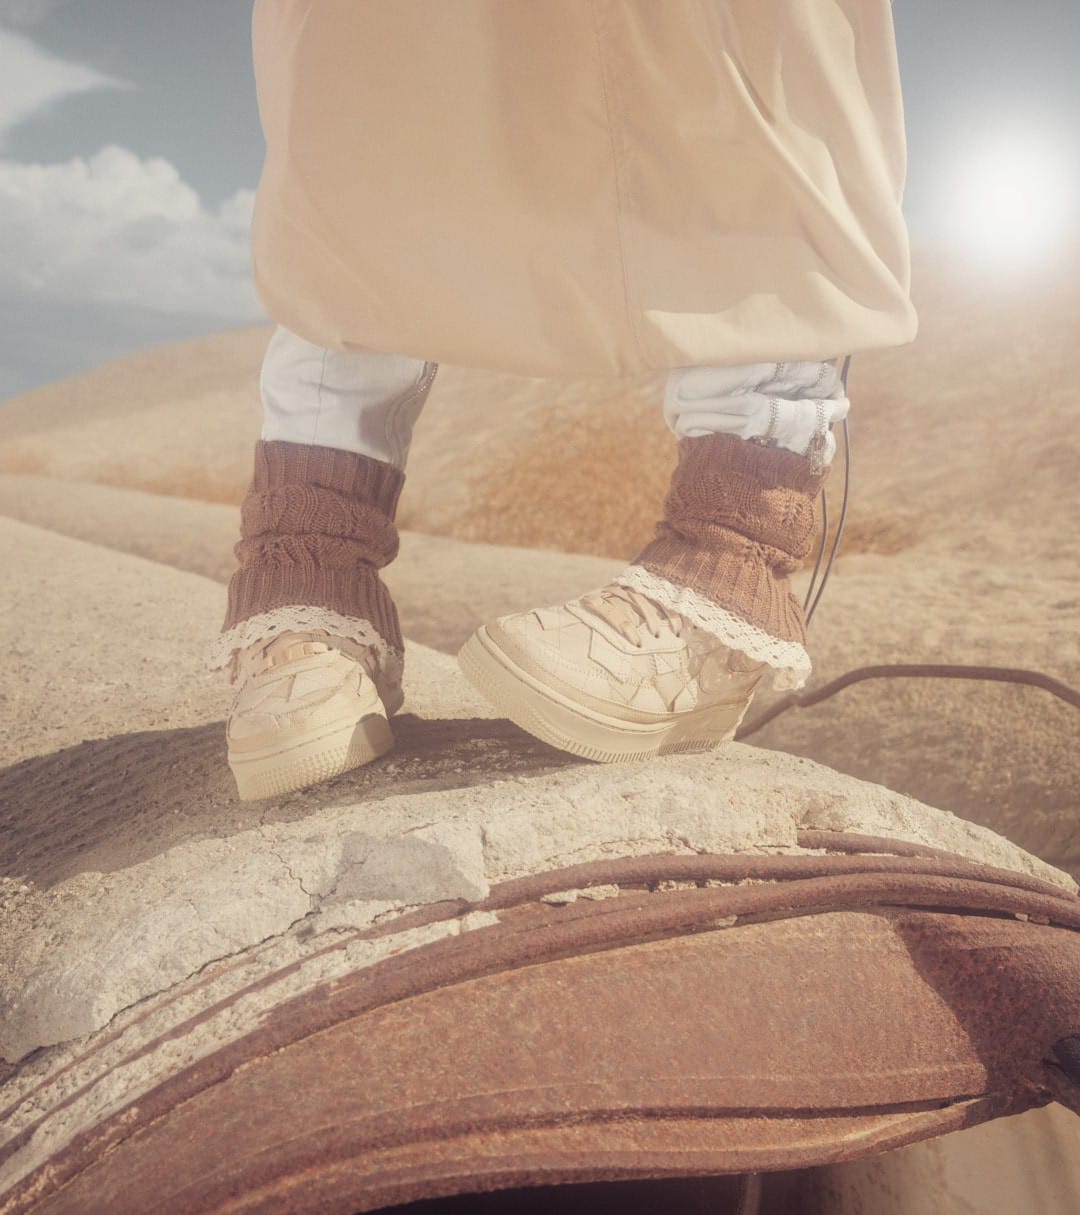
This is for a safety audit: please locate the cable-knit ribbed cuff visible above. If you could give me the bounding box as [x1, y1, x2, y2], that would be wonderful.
[243, 440, 404, 544]
[631, 433, 828, 649]
[221, 441, 404, 651]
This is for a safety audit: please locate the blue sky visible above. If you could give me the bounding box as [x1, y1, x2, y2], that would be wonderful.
[1, 0, 1078, 399]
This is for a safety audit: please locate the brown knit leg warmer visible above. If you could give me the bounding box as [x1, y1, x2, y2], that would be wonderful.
[218, 440, 404, 659]
[629, 433, 827, 653]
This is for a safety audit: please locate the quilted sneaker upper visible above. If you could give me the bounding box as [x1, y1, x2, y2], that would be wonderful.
[487, 585, 764, 719]
[227, 632, 388, 754]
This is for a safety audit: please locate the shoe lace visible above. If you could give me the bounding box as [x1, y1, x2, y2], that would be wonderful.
[234, 631, 334, 683]
[579, 584, 685, 647]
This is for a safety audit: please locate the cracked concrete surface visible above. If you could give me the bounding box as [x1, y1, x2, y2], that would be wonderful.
[329, 830, 489, 904]
[2, 733, 1072, 1062]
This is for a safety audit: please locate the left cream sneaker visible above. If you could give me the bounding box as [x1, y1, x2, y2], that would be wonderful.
[458, 583, 764, 762]
[226, 632, 394, 800]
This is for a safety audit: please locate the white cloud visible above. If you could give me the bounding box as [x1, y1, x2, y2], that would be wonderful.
[0, 145, 264, 320]
[0, 25, 130, 145]
[0, 27, 261, 325]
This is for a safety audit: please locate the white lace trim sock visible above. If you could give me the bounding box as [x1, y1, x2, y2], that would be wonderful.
[612, 565, 812, 691]
[206, 606, 404, 709]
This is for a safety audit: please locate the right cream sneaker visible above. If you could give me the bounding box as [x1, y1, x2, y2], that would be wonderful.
[457, 583, 765, 763]
[227, 632, 395, 801]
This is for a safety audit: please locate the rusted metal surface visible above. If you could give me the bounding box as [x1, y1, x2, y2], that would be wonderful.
[3, 840, 1068, 1156]
[481, 838, 1074, 905]
[3, 843, 1079, 1214]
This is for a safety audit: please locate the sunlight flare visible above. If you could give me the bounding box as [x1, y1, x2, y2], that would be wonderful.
[946, 129, 1078, 267]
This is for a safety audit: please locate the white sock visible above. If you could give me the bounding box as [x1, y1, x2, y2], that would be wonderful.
[663, 360, 849, 466]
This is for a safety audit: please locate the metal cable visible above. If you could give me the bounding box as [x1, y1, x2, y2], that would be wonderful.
[735, 664, 1080, 741]
[804, 355, 852, 627]
[806, 416, 850, 626]
[803, 480, 829, 617]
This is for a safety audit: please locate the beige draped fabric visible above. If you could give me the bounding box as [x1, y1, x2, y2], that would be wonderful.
[250, 0, 917, 378]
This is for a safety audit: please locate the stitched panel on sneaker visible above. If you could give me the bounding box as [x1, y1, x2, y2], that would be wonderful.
[485, 618, 681, 725]
[587, 630, 633, 681]
[654, 667, 695, 713]
[627, 680, 675, 715]
[289, 665, 351, 702]
[532, 606, 566, 630]
[652, 650, 685, 677]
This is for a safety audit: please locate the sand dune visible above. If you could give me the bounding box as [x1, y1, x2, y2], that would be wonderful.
[0, 517, 231, 766]
[2, 252, 1077, 563]
[0, 326, 269, 441]
[0, 473, 622, 654]
[0, 474, 240, 582]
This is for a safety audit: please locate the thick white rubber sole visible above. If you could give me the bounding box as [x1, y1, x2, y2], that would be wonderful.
[229, 711, 394, 801]
[458, 625, 752, 764]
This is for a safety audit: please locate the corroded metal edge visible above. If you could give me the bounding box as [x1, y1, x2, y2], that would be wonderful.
[2, 840, 1078, 1214]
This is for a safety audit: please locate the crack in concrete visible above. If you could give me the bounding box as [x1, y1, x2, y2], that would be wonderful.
[265, 846, 314, 900]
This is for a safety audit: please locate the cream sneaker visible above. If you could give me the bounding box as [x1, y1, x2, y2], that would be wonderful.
[226, 632, 396, 800]
[457, 584, 765, 762]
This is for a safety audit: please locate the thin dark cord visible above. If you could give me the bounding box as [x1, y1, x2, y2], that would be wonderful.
[806, 413, 850, 626]
[803, 486, 829, 614]
[735, 663, 1080, 741]
[804, 355, 852, 628]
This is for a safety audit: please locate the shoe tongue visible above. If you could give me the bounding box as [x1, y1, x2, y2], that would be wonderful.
[263, 633, 331, 666]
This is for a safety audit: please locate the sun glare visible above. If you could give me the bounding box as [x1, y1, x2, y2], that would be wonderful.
[945, 130, 1078, 269]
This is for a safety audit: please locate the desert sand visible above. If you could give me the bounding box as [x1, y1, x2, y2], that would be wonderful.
[1, 247, 1078, 1210]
